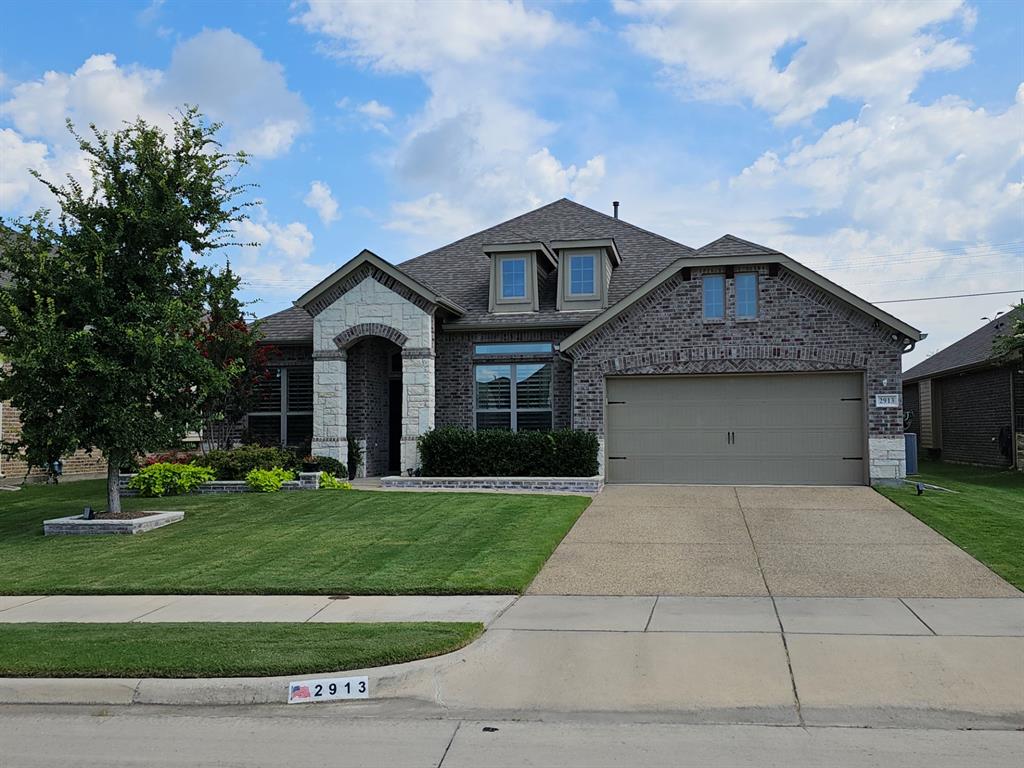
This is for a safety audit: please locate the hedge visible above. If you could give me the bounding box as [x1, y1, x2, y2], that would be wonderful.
[417, 427, 599, 477]
[194, 446, 300, 480]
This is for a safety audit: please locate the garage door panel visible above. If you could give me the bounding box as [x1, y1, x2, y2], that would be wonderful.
[606, 373, 865, 486]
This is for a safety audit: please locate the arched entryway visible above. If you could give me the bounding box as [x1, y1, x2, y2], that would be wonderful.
[346, 337, 403, 477]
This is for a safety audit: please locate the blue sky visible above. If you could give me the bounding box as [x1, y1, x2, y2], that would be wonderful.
[1, 0, 1021, 366]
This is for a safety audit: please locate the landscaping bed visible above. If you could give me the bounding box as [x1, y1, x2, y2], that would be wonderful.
[0, 480, 590, 594]
[0, 622, 482, 678]
[876, 461, 1024, 591]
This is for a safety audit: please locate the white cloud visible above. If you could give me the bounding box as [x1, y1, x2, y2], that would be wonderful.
[296, 0, 601, 241]
[614, 0, 974, 123]
[357, 100, 393, 122]
[0, 30, 307, 215]
[231, 213, 325, 297]
[303, 180, 340, 225]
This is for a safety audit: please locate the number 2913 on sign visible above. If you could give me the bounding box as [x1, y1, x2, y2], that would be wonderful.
[288, 676, 369, 703]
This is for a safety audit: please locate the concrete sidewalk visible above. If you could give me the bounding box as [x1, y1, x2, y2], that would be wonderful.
[0, 594, 515, 624]
[2, 595, 1022, 728]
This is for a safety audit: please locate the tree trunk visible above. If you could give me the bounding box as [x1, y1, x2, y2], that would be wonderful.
[106, 459, 122, 515]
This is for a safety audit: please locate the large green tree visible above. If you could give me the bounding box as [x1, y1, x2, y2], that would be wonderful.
[0, 108, 253, 512]
[992, 302, 1024, 359]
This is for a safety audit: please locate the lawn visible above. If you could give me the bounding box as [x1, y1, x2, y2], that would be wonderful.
[0, 622, 482, 678]
[0, 481, 589, 595]
[876, 461, 1024, 591]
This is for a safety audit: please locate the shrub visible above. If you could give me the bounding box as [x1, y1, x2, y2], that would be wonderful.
[245, 467, 296, 493]
[319, 472, 353, 490]
[195, 446, 299, 480]
[417, 427, 599, 477]
[314, 455, 347, 478]
[128, 463, 216, 497]
[142, 450, 197, 467]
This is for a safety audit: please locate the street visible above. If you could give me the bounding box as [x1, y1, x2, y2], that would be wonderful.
[1, 705, 1021, 768]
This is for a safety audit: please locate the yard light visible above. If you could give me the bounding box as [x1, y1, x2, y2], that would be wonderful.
[916, 483, 924, 496]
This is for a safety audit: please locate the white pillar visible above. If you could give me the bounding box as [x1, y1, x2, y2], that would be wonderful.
[311, 350, 348, 465]
[400, 350, 435, 474]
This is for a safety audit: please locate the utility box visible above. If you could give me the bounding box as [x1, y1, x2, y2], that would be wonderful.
[905, 433, 919, 475]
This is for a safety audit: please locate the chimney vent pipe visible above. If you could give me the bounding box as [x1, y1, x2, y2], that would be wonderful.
[612, 201, 620, 219]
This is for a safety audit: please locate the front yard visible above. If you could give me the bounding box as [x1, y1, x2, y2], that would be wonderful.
[0, 481, 589, 595]
[876, 461, 1024, 591]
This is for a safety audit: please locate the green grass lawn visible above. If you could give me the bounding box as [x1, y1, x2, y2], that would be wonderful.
[876, 461, 1024, 591]
[0, 481, 589, 595]
[0, 622, 482, 677]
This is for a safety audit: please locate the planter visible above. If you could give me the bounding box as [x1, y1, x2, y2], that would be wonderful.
[44, 511, 185, 536]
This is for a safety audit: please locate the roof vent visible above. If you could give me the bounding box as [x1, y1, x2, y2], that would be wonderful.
[612, 201, 620, 219]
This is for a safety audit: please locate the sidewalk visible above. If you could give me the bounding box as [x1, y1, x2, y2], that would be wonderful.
[1, 595, 1022, 728]
[0, 594, 515, 623]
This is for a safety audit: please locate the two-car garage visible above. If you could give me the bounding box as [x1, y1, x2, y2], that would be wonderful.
[605, 372, 867, 485]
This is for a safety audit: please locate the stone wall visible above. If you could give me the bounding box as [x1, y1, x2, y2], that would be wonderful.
[0, 398, 107, 483]
[566, 264, 907, 482]
[434, 326, 573, 430]
[380, 475, 603, 494]
[937, 366, 1014, 468]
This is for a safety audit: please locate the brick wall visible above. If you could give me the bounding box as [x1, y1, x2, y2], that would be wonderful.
[0, 399, 107, 482]
[938, 366, 1013, 467]
[434, 326, 573, 430]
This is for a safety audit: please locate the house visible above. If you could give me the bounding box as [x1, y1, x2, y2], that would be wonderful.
[903, 305, 1023, 469]
[249, 199, 923, 485]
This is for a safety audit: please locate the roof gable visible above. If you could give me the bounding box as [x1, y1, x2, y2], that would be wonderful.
[904, 304, 1022, 381]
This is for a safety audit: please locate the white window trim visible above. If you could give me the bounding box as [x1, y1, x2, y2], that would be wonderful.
[474, 361, 554, 432]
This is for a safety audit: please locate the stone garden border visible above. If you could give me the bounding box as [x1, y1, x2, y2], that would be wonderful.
[44, 511, 184, 536]
[380, 476, 603, 494]
[118, 473, 322, 497]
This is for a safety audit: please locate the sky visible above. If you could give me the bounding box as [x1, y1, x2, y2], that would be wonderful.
[1, 0, 1021, 369]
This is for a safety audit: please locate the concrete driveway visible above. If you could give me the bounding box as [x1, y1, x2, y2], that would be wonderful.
[528, 485, 1021, 597]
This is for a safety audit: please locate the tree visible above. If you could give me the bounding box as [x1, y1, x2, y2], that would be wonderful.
[194, 265, 275, 451]
[992, 302, 1024, 359]
[0, 108, 253, 512]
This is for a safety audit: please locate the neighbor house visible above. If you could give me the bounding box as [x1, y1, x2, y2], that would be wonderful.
[903, 305, 1023, 469]
[248, 199, 922, 485]
[0, 270, 108, 483]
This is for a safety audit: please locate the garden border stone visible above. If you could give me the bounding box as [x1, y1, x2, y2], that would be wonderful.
[43, 511, 184, 536]
[380, 476, 603, 494]
[118, 472, 322, 497]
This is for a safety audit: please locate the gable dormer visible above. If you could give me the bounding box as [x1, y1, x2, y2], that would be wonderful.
[484, 241, 557, 313]
[551, 238, 621, 311]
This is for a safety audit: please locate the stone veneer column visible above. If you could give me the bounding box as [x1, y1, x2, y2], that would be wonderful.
[311, 350, 348, 464]
[400, 348, 435, 474]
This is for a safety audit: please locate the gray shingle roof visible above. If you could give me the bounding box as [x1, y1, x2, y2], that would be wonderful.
[256, 305, 312, 343]
[903, 304, 1022, 381]
[398, 198, 695, 327]
[694, 234, 783, 258]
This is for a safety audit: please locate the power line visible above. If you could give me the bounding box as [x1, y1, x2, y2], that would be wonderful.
[873, 289, 1024, 304]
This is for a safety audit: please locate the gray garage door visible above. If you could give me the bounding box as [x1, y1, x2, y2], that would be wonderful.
[605, 373, 866, 485]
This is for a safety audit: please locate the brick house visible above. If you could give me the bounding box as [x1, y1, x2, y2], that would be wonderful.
[249, 199, 923, 485]
[903, 305, 1023, 469]
[0, 272, 107, 483]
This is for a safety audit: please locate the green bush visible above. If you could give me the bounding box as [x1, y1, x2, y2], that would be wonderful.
[314, 455, 347, 478]
[245, 467, 296, 493]
[417, 427, 599, 477]
[195, 446, 299, 480]
[128, 463, 216, 497]
[319, 472, 353, 490]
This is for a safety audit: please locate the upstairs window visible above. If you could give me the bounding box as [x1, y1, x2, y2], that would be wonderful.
[568, 253, 596, 296]
[702, 274, 725, 320]
[736, 273, 758, 318]
[500, 257, 527, 299]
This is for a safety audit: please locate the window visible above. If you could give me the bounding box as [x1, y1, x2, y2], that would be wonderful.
[568, 253, 596, 296]
[475, 362, 552, 431]
[475, 342, 553, 355]
[500, 257, 527, 299]
[736, 273, 758, 318]
[248, 365, 314, 447]
[702, 274, 725, 320]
